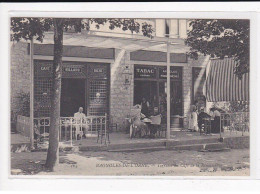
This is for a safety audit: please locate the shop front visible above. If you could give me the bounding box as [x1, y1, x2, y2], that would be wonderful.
[134, 65, 183, 128]
[33, 60, 110, 118]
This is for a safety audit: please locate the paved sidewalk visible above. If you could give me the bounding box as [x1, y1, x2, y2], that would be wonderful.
[71, 130, 249, 147]
[11, 148, 250, 176]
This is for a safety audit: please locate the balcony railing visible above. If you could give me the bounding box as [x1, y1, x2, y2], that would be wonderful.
[220, 112, 249, 137]
[33, 114, 107, 145]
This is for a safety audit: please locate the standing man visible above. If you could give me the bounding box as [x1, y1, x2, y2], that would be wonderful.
[74, 107, 87, 139]
[141, 97, 150, 117]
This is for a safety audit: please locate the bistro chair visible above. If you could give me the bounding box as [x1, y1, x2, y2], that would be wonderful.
[108, 115, 118, 132]
[200, 117, 212, 135]
[158, 123, 167, 138]
[150, 114, 162, 137]
[97, 115, 110, 144]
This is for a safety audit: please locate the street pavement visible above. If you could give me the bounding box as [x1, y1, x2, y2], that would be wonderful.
[11, 148, 249, 176]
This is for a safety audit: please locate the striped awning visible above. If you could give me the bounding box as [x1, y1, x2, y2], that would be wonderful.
[206, 58, 249, 102]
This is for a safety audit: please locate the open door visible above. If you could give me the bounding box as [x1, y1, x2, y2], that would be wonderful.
[61, 78, 86, 117]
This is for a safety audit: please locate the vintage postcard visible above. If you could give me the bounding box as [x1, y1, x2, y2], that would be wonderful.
[8, 12, 251, 177]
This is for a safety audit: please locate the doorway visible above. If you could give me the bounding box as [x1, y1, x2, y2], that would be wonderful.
[159, 81, 183, 116]
[61, 78, 86, 117]
[134, 80, 158, 114]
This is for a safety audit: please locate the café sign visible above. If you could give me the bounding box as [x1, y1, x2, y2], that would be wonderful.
[40, 66, 51, 71]
[63, 67, 82, 72]
[134, 66, 157, 79]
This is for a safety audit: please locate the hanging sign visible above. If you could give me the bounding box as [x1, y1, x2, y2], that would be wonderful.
[134, 66, 157, 79]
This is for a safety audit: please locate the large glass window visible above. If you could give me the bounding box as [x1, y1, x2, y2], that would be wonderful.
[134, 65, 183, 125]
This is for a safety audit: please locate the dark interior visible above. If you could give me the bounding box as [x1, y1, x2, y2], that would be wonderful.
[60, 78, 86, 117]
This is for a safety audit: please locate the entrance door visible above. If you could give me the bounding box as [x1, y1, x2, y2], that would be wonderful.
[170, 81, 182, 115]
[61, 78, 86, 117]
[159, 81, 182, 116]
[134, 80, 158, 115]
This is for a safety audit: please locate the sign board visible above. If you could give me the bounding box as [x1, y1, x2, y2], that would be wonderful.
[93, 68, 103, 73]
[134, 66, 157, 79]
[63, 67, 82, 72]
[159, 67, 181, 80]
[40, 66, 51, 71]
[88, 64, 108, 79]
[62, 65, 86, 78]
[35, 62, 52, 77]
[34, 61, 87, 78]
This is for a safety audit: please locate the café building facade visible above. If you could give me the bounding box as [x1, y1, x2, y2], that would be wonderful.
[11, 20, 209, 131]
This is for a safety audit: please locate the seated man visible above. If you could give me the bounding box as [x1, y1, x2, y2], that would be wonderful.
[74, 107, 88, 139]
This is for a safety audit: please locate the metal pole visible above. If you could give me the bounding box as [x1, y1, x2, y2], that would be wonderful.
[219, 114, 222, 139]
[70, 118, 73, 146]
[166, 41, 171, 139]
[30, 39, 34, 149]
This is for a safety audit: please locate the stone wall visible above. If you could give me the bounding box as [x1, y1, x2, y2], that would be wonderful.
[182, 65, 192, 128]
[10, 42, 31, 119]
[110, 49, 133, 131]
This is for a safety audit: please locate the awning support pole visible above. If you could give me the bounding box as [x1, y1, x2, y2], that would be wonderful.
[166, 41, 171, 139]
[30, 39, 34, 149]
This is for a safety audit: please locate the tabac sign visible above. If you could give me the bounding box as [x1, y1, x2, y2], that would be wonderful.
[134, 66, 157, 79]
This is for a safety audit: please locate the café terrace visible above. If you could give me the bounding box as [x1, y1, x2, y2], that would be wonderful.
[11, 19, 249, 147]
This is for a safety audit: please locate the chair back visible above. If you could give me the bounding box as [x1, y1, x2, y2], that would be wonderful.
[150, 115, 161, 125]
[130, 108, 141, 122]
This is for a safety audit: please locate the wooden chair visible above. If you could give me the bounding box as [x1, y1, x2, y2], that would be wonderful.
[150, 115, 162, 137]
[97, 123, 110, 145]
[108, 115, 118, 132]
[96, 115, 110, 144]
[158, 123, 167, 138]
[199, 117, 212, 135]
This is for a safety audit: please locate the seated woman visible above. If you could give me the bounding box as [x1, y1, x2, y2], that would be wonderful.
[129, 105, 148, 138]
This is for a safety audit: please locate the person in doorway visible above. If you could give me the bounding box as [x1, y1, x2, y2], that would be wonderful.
[188, 105, 198, 132]
[74, 107, 87, 140]
[141, 97, 150, 117]
[210, 107, 221, 133]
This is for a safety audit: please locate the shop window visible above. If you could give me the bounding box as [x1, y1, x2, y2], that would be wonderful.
[88, 80, 108, 116]
[34, 78, 52, 117]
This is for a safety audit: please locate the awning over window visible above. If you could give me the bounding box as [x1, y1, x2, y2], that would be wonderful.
[29, 31, 190, 53]
[206, 58, 249, 102]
